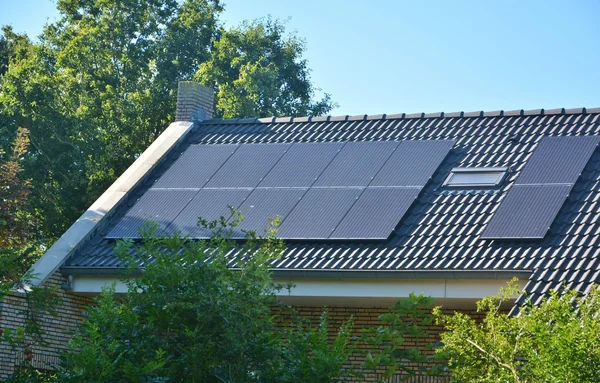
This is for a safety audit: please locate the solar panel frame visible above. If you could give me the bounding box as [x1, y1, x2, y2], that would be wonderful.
[153, 144, 238, 189]
[480, 184, 572, 239]
[313, 141, 399, 187]
[106, 189, 197, 238]
[330, 187, 420, 240]
[204, 143, 291, 188]
[276, 188, 363, 239]
[516, 136, 600, 185]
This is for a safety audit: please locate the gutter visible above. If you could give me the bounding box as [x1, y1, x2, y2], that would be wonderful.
[60, 266, 532, 281]
[270, 269, 532, 280]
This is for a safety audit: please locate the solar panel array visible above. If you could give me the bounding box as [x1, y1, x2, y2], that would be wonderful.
[481, 136, 600, 239]
[107, 140, 455, 240]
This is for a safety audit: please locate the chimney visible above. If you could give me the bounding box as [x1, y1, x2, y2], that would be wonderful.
[175, 81, 214, 122]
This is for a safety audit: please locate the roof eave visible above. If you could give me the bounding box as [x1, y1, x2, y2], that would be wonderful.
[60, 266, 532, 281]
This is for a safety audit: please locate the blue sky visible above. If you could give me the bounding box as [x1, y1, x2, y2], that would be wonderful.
[1, 0, 599, 116]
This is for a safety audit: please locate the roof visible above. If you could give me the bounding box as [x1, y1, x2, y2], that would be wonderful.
[61, 107, 600, 307]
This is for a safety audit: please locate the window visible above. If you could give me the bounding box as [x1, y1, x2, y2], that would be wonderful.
[443, 167, 507, 187]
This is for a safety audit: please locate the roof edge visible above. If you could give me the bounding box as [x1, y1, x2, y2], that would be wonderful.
[201, 107, 599, 125]
[60, 266, 532, 281]
[270, 269, 532, 280]
[26, 121, 195, 287]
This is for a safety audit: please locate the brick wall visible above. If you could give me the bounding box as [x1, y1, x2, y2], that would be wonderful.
[0, 272, 93, 379]
[1, 280, 484, 381]
[175, 81, 214, 122]
[279, 305, 485, 382]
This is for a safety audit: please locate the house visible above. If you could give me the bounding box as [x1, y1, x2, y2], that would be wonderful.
[2, 81, 600, 378]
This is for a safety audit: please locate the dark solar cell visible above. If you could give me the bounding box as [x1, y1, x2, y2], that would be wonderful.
[480, 184, 572, 239]
[167, 189, 251, 238]
[205, 143, 291, 188]
[313, 141, 399, 187]
[517, 136, 600, 185]
[259, 142, 343, 187]
[276, 188, 363, 239]
[371, 140, 455, 187]
[106, 190, 197, 238]
[330, 187, 420, 239]
[153, 144, 238, 188]
[232, 188, 306, 238]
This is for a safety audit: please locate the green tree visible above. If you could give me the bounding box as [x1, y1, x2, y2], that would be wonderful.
[0, 127, 32, 251]
[1, 0, 223, 239]
[0, 27, 31, 152]
[434, 280, 600, 383]
[274, 311, 355, 383]
[358, 294, 447, 382]
[196, 18, 334, 118]
[0, 127, 41, 278]
[0, 1, 334, 245]
[0, 26, 30, 79]
[59, 219, 354, 382]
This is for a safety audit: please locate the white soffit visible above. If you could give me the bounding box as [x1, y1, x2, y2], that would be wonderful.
[69, 275, 525, 305]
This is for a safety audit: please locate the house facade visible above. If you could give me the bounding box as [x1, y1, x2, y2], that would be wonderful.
[2, 82, 600, 379]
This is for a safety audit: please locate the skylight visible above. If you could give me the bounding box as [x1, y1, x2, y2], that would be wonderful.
[443, 167, 507, 187]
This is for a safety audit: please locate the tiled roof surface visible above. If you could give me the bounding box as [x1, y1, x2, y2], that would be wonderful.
[63, 108, 600, 306]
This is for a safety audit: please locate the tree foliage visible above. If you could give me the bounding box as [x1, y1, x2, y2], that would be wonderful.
[434, 280, 600, 383]
[0, 127, 32, 250]
[0, 0, 223, 239]
[59, 220, 354, 383]
[0, 0, 334, 244]
[274, 311, 354, 383]
[359, 294, 447, 382]
[196, 18, 334, 118]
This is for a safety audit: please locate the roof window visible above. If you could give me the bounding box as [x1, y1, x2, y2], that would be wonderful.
[443, 167, 507, 187]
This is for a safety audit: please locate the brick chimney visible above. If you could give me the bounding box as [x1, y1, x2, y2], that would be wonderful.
[175, 81, 214, 122]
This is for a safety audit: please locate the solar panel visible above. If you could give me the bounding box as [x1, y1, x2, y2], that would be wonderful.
[330, 187, 420, 240]
[154, 144, 238, 189]
[480, 185, 571, 239]
[231, 188, 306, 238]
[106, 190, 196, 238]
[517, 136, 600, 185]
[276, 188, 363, 239]
[109, 139, 455, 241]
[371, 140, 455, 187]
[204, 143, 291, 188]
[313, 141, 399, 187]
[482, 135, 599, 240]
[167, 189, 251, 238]
[259, 142, 343, 187]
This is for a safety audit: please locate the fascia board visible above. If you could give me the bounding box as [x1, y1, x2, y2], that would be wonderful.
[67, 275, 526, 301]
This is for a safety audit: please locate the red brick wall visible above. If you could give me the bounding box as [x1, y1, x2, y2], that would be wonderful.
[1, 278, 484, 381]
[277, 306, 485, 382]
[0, 272, 93, 379]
